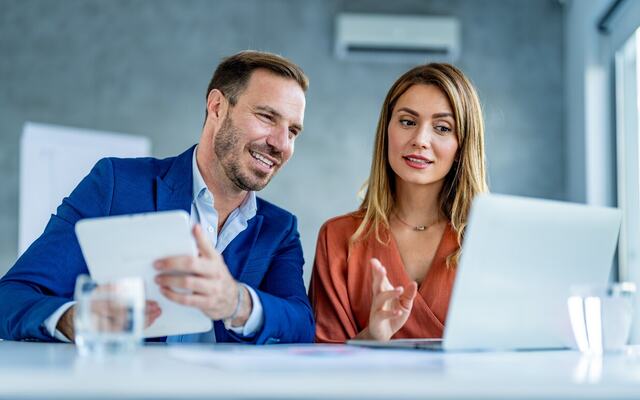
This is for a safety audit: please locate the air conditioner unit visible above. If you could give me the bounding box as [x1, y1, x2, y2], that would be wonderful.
[335, 13, 461, 63]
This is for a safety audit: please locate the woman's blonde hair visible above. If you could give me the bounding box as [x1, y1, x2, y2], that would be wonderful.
[352, 63, 488, 266]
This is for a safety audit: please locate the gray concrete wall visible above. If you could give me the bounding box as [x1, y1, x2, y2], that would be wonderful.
[0, 0, 564, 284]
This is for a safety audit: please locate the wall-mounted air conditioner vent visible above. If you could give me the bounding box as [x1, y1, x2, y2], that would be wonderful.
[335, 13, 461, 63]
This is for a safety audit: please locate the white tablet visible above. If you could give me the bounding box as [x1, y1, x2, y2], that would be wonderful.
[75, 210, 213, 338]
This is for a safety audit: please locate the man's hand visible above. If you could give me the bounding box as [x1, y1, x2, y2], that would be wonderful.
[153, 225, 252, 327]
[57, 306, 76, 341]
[56, 300, 162, 342]
[356, 258, 417, 341]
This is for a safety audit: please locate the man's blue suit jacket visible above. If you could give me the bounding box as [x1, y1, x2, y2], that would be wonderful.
[0, 145, 315, 344]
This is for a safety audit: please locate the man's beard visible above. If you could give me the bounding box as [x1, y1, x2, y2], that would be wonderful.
[214, 115, 282, 191]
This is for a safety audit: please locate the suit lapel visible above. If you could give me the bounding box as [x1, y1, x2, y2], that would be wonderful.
[223, 215, 264, 279]
[155, 145, 196, 214]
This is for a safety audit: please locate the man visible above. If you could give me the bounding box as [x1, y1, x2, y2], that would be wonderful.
[0, 51, 314, 344]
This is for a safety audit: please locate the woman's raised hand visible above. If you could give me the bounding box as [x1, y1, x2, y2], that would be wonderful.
[359, 258, 418, 341]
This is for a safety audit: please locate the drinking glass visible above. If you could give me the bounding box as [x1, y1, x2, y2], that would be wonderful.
[568, 282, 636, 355]
[73, 275, 145, 357]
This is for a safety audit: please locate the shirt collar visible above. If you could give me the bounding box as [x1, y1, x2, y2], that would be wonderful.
[192, 146, 208, 200]
[192, 146, 257, 219]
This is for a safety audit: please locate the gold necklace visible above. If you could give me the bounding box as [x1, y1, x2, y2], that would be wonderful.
[393, 211, 441, 232]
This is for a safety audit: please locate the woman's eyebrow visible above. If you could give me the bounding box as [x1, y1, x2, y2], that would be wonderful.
[396, 108, 454, 120]
[396, 107, 419, 117]
[433, 112, 454, 119]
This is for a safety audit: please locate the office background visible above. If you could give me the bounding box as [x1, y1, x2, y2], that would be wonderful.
[0, 0, 565, 283]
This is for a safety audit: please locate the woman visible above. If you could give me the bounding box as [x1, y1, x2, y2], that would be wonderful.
[310, 63, 488, 342]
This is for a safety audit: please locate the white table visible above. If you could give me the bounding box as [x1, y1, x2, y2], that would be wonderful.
[1, 340, 640, 399]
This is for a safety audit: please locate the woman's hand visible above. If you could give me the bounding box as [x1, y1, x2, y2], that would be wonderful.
[357, 258, 417, 341]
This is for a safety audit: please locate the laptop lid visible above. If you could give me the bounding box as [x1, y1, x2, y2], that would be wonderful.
[442, 194, 621, 351]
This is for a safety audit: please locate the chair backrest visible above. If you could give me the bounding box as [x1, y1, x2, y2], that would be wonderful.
[19, 122, 151, 256]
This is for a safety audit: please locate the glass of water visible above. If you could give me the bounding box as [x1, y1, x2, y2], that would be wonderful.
[74, 275, 145, 357]
[568, 282, 636, 355]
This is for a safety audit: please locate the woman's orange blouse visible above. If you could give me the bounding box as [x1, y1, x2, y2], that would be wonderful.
[309, 212, 459, 343]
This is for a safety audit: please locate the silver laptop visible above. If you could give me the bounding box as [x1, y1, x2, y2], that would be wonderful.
[348, 193, 621, 351]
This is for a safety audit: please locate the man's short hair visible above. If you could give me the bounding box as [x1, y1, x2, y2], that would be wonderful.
[205, 50, 309, 119]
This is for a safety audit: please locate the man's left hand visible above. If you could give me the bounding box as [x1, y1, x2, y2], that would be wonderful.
[154, 225, 252, 326]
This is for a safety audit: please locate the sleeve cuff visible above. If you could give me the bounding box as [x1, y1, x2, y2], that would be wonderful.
[227, 284, 263, 337]
[43, 301, 75, 343]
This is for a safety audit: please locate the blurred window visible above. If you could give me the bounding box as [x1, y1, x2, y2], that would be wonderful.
[615, 30, 640, 282]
